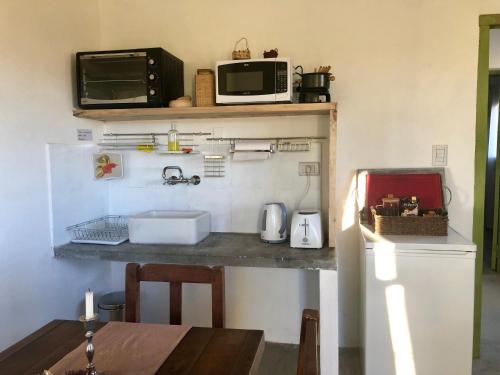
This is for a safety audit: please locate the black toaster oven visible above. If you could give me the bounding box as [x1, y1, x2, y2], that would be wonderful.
[76, 48, 184, 109]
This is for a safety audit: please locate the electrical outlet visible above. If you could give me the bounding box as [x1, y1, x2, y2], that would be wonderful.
[432, 145, 448, 166]
[299, 162, 320, 176]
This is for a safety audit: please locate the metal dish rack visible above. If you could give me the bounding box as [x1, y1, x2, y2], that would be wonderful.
[66, 215, 129, 245]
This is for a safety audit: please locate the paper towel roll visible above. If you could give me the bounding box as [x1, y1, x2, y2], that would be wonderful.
[234, 142, 272, 151]
[232, 151, 270, 161]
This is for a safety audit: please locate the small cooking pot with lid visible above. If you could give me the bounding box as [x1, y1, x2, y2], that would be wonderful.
[300, 73, 332, 90]
[294, 66, 335, 91]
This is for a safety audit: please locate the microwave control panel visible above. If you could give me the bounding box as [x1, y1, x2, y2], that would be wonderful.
[276, 62, 288, 93]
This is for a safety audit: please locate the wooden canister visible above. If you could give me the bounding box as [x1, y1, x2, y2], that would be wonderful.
[195, 69, 215, 107]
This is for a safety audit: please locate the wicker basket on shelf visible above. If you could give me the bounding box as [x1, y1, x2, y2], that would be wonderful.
[371, 208, 448, 236]
[232, 37, 251, 60]
[195, 69, 215, 107]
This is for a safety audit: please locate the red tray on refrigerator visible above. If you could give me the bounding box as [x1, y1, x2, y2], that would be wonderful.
[364, 172, 445, 225]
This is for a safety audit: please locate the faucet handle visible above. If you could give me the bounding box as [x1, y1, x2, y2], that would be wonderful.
[162, 166, 183, 180]
[189, 175, 201, 185]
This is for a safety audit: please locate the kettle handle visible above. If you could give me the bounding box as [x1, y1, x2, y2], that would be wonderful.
[278, 203, 287, 237]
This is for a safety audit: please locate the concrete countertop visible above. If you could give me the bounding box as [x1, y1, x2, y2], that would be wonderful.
[54, 232, 336, 270]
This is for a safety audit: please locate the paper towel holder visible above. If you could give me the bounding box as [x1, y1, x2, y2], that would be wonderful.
[206, 136, 326, 143]
[206, 136, 326, 155]
[229, 143, 277, 154]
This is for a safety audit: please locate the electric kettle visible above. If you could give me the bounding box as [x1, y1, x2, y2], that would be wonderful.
[261, 202, 287, 243]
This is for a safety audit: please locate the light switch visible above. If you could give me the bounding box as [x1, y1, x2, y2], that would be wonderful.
[77, 129, 93, 141]
[432, 145, 448, 166]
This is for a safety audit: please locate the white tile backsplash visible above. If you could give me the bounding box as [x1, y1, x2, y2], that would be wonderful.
[229, 188, 274, 233]
[185, 188, 232, 232]
[49, 120, 325, 236]
[107, 143, 323, 233]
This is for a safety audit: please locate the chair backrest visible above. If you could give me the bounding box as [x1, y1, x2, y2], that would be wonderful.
[125, 263, 225, 328]
[297, 309, 320, 375]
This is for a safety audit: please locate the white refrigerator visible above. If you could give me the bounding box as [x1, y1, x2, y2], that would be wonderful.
[360, 224, 476, 375]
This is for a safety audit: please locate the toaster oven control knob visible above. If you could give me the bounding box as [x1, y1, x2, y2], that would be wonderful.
[148, 58, 156, 65]
[149, 88, 157, 96]
[148, 73, 156, 81]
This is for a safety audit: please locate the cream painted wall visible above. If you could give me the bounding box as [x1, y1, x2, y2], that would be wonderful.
[97, 0, 500, 347]
[2, 0, 500, 350]
[0, 0, 113, 350]
[491, 29, 500, 68]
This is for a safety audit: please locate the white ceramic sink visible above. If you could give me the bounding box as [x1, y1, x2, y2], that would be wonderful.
[129, 210, 210, 245]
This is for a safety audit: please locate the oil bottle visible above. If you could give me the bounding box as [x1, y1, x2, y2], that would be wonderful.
[167, 123, 179, 151]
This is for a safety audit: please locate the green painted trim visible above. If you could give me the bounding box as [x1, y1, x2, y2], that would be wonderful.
[491, 103, 500, 271]
[479, 14, 500, 26]
[472, 23, 491, 358]
[492, 74, 500, 272]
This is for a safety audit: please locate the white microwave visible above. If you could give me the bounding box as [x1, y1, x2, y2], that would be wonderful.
[215, 58, 292, 104]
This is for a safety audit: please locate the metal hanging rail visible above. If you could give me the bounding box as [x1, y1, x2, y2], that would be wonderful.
[205, 136, 326, 141]
[104, 132, 211, 137]
[98, 132, 210, 153]
[205, 136, 327, 153]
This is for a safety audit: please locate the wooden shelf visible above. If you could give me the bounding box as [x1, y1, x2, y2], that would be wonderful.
[73, 103, 336, 122]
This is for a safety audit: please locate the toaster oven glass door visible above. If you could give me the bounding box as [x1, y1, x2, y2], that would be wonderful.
[79, 52, 148, 104]
[218, 61, 277, 96]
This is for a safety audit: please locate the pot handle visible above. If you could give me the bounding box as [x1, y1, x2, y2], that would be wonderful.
[294, 65, 304, 76]
[233, 37, 249, 51]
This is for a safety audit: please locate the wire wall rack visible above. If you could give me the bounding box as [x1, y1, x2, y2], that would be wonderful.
[204, 154, 225, 177]
[205, 136, 326, 153]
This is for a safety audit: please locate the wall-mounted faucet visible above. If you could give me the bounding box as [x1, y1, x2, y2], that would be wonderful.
[162, 166, 201, 186]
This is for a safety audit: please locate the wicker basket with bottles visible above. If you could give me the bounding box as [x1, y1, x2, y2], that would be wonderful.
[370, 194, 448, 236]
[371, 208, 448, 236]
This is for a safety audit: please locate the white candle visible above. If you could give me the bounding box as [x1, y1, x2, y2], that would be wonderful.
[85, 289, 94, 319]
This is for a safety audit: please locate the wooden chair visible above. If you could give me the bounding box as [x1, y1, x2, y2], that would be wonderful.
[125, 263, 225, 328]
[297, 309, 320, 375]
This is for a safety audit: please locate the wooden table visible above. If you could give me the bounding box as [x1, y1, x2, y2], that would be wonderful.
[0, 320, 265, 375]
